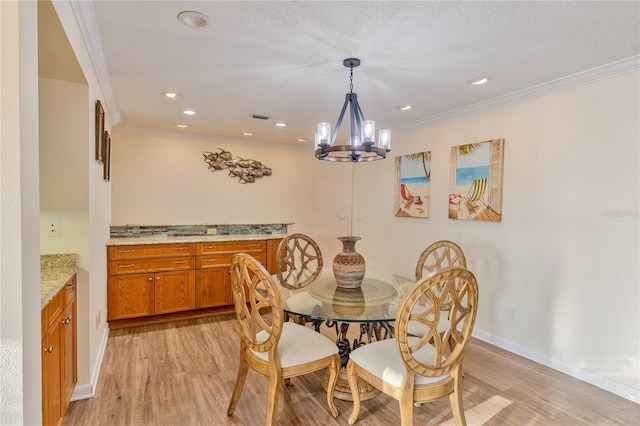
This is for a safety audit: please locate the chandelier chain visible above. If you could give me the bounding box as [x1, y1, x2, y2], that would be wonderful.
[349, 66, 354, 94]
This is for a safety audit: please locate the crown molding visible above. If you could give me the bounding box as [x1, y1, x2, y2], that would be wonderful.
[113, 126, 312, 152]
[398, 55, 640, 131]
[69, 0, 121, 125]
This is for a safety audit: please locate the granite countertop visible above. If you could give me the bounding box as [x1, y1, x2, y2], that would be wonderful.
[41, 254, 78, 310]
[106, 233, 287, 246]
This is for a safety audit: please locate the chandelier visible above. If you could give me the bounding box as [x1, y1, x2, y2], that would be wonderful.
[315, 58, 391, 162]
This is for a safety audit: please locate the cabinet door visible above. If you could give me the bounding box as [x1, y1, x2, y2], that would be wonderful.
[195, 269, 233, 308]
[154, 270, 195, 314]
[42, 325, 62, 426]
[61, 299, 77, 408]
[107, 274, 155, 320]
[266, 238, 283, 274]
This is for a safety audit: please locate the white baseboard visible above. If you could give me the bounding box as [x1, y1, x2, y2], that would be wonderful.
[472, 328, 640, 404]
[70, 324, 109, 401]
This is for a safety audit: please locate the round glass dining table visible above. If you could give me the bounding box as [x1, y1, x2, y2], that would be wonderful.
[274, 268, 416, 400]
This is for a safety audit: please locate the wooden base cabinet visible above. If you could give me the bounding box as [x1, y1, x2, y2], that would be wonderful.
[195, 241, 267, 309]
[107, 239, 282, 328]
[42, 274, 77, 426]
[107, 244, 196, 322]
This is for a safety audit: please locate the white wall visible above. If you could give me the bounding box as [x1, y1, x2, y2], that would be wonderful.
[352, 71, 640, 400]
[0, 1, 41, 424]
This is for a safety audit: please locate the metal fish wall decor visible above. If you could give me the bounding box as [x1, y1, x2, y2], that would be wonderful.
[203, 148, 272, 184]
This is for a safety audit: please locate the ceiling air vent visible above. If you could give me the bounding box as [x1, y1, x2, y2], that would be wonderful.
[252, 114, 270, 120]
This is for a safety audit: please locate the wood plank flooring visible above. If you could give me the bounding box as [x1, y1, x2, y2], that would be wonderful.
[63, 315, 640, 425]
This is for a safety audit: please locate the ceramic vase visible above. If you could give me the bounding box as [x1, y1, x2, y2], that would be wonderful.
[333, 236, 366, 289]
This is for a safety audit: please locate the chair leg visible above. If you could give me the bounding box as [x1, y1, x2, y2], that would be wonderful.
[398, 377, 415, 426]
[227, 357, 249, 416]
[325, 355, 340, 417]
[449, 368, 467, 426]
[265, 366, 283, 426]
[346, 360, 361, 425]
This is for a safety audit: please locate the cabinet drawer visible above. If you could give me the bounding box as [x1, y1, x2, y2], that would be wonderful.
[196, 240, 266, 255]
[63, 275, 76, 306]
[108, 243, 195, 260]
[109, 256, 195, 275]
[196, 252, 266, 269]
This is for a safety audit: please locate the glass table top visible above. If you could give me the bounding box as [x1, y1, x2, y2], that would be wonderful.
[275, 268, 416, 323]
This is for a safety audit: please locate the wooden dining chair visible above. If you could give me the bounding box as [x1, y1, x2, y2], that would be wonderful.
[346, 267, 479, 426]
[227, 253, 340, 426]
[276, 233, 323, 289]
[391, 240, 467, 339]
[415, 240, 466, 280]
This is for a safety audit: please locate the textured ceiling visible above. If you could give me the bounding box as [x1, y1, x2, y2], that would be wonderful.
[91, 1, 640, 148]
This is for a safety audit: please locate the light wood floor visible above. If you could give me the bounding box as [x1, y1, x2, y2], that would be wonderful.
[64, 315, 639, 425]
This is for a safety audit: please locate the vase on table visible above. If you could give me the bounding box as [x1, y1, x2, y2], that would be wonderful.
[333, 236, 366, 289]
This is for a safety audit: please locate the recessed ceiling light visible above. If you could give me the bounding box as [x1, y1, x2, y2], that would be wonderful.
[177, 11, 209, 28]
[274, 122, 287, 127]
[469, 77, 491, 85]
[396, 105, 412, 111]
[163, 92, 177, 99]
[182, 110, 196, 115]
[297, 138, 307, 142]
[176, 124, 187, 128]
[243, 132, 254, 136]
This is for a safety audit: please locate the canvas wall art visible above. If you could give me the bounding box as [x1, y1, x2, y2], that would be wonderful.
[449, 138, 505, 221]
[394, 151, 431, 218]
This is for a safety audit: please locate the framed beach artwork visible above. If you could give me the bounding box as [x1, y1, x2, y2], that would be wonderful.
[394, 151, 431, 218]
[449, 138, 505, 222]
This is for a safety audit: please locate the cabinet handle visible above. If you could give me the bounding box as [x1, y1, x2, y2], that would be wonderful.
[156, 276, 161, 281]
[174, 260, 187, 264]
[63, 316, 72, 325]
[43, 346, 53, 353]
[66, 284, 74, 290]
[119, 264, 136, 268]
[119, 249, 135, 253]
[175, 247, 188, 251]
[148, 277, 153, 281]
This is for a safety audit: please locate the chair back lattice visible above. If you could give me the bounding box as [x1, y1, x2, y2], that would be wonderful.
[230, 253, 283, 354]
[415, 240, 467, 280]
[395, 267, 478, 378]
[276, 233, 323, 289]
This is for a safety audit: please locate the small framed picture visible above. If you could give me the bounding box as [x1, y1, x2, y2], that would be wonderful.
[103, 130, 111, 181]
[95, 100, 105, 164]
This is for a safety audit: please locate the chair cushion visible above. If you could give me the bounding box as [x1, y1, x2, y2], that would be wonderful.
[349, 337, 449, 388]
[252, 322, 338, 367]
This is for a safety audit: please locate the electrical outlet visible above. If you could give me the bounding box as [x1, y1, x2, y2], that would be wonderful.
[96, 310, 101, 329]
[509, 307, 518, 321]
[206, 228, 217, 235]
[47, 219, 60, 237]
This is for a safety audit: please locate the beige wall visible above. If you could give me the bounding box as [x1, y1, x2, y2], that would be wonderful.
[353, 71, 639, 398]
[112, 72, 639, 401]
[111, 131, 353, 255]
[50, 0, 113, 402]
[39, 77, 91, 388]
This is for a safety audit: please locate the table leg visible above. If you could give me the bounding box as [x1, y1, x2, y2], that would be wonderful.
[317, 320, 391, 401]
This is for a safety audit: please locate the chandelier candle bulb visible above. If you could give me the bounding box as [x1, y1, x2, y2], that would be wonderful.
[379, 129, 391, 150]
[363, 120, 375, 144]
[317, 122, 331, 145]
